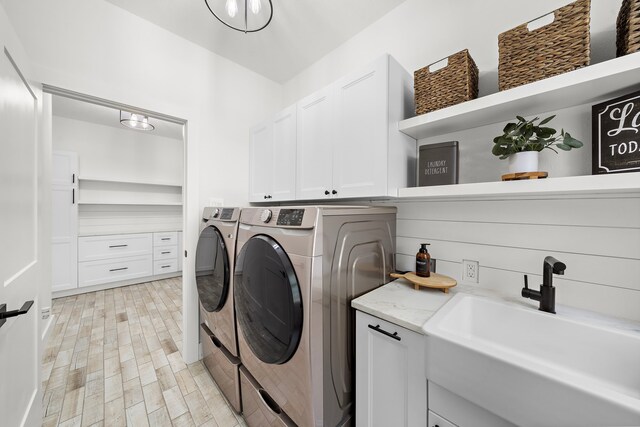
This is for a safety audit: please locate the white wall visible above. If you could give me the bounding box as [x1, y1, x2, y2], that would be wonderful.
[281, 0, 640, 321]
[53, 116, 183, 183]
[1, 0, 283, 362]
[283, 0, 622, 104]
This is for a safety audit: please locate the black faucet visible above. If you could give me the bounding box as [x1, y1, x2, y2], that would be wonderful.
[521, 256, 566, 314]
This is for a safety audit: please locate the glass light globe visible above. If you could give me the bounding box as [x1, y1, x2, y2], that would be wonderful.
[249, 0, 262, 14]
[226, 0, 238, 18]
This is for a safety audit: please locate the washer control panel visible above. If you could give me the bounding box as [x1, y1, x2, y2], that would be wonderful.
[220, 208, 234, 220]
[277, 209, 305, 226]
[260, 209, 273, 223]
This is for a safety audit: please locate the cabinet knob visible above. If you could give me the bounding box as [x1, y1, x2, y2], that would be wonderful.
[324, 190, 330, 195]
[263, 195, 267, 199]
[332, 189, 337, 195]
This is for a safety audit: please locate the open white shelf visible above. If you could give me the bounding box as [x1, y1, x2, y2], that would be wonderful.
[397, 172, 640, 200]
[399, 52, 640, 140]
[78, 176, 182, 187]
[78, 201, 183, 206]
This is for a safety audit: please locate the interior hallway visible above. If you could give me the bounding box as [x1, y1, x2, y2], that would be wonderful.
[41, 278, 245, 427]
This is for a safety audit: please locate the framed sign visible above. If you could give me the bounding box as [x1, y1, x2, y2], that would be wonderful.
[592, 90, 640, 174]
[417, 141, 459, 186]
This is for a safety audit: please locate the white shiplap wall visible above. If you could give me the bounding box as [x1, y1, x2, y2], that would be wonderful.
[386, 196, 640, 322]
[78, 204, 182, 236]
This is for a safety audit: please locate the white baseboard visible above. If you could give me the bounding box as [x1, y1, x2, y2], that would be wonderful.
[41, 314, 54, 346]
[52, 271, 182, 298]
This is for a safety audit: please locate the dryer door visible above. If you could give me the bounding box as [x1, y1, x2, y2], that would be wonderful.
[234, 235, 302, 365]
[195, 225, 230, 313]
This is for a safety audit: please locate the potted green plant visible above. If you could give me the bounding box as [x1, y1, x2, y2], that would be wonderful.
[492, 115, 584, 174]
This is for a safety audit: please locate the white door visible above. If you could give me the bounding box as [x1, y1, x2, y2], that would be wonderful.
[296, 87, 334, 200]
[0, 45, 42, 426]
[271, 105, 297, 201]
[248, 121, 273, 202]
[51, 151, 78, 292]
[333, 56, 388, 198]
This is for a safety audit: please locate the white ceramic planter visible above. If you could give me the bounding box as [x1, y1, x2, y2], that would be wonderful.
[508, 151, 539, 173]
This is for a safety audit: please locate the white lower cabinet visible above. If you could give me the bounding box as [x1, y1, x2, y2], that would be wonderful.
[428, 411, 456, 427]
[78, 255, 153, 288]
[72, 230, 181, 293]
[153, 258, 177, 275]
[427, 381, 515, 427]
[355, 310, 426, 427]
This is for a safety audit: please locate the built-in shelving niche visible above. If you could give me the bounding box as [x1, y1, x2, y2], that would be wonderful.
[396, 52, 640, 200]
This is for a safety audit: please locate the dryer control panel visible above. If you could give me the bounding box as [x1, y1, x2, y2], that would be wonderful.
[277, 209, 305, 226]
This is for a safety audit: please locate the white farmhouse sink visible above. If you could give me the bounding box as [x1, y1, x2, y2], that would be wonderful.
[422, 294, 640, 427]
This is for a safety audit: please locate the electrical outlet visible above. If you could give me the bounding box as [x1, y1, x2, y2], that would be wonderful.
[41, 307, 50, 320]
[462, 259, 479, 283]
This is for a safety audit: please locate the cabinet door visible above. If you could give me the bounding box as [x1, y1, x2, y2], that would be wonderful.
[52, 151, 78, 292]
[296, 87, 334, 200]
[249, 121, 273, 202]
[355, 310, 426, 427]
[333, 56, 389, 198]
[271, 105, 297, 201]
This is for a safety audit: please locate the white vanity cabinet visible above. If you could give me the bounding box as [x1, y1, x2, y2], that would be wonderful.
[297, 54, 416, 200]
[355, 310, 426, 427]
[248, 105, 297, 203]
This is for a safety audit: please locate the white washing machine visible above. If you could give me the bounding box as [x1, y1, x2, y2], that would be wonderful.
[196, 207, 242, 413]
[234, 206, 396, 427]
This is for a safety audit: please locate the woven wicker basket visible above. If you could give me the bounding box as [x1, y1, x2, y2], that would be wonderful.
[414, 49, 479, 115]
[498, 0, 591, 91]
[617, 0, 640, 56]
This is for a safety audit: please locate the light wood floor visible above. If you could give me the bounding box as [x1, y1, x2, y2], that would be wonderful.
[42, 277, 246, 427]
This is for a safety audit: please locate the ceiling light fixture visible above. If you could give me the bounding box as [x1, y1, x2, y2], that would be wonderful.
[120, 111, 155, 131]
[204, 0, 273, 33]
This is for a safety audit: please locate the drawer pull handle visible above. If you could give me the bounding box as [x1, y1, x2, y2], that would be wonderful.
[109, 267, 128, 272]
[368, 324, 401, 341]
[109, 244, 128, 248]
[161, 265, 171, 268]
[258, 388, 282, 416]
[161, 238, 171, 241]
[161, 251, 171, 254]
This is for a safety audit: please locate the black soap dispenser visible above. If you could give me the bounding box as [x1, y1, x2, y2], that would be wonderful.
[416, 243, 431, 277]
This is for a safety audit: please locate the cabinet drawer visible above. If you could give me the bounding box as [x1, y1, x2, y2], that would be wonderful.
[79, 255, 152, 287]
[78, 233, 152, 262]
[154, 245, 178, 261]
[429, 411, 457, 427]
[154, 232, 178, 247]
[154, 259, 178, 275]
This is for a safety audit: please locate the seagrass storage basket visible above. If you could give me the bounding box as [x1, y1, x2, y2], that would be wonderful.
[498, 0, 591, 91]
[617, 0, 640, 56]
[414, 49, 479, 115]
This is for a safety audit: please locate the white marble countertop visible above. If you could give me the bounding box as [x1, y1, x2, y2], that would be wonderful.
[352, 278, 640, 335]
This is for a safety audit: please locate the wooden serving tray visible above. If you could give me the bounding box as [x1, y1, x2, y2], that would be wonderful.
[501, 171, 548, 181]
[390, 272, 457, 293]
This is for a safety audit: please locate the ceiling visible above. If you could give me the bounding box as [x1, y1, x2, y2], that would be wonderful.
[52, 95, 184, 140]
[103, 0, 408, 83]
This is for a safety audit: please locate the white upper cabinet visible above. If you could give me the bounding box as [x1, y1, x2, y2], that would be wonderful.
[333, 56, 389, 198]
[249, 106, 297, 203]
[296, 86, 335, 200]
[249, 121, 273, 202]
[271, 105, 297, 201]
[249, 54, 416, 202]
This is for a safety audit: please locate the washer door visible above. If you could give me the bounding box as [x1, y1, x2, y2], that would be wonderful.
[195, 225, 230, 313]
[234, 235, 302, 365]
